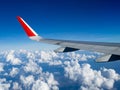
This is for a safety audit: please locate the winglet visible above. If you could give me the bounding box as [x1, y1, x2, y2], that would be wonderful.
[17, 16, 38, 37]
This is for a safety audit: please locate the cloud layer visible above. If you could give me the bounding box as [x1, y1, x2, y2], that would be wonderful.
[64, 60, 120, 90]
[0, 50, 119, 90]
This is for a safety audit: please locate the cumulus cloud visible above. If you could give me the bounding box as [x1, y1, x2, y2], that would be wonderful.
[38, 51, 58, 63]
[101, 68, 120, 80]
[0, 78, 10, 90]
[32, 80, 49, 90]
[0, 78, 6, 83]
[20, 75, 35, 87]
[64, 60, 120, 90]
[20, 72, 59, 90]
[6, 50, 21, 65]
[0, 63, 4, 72]
[0, 84, 10, 90]
[0, 50, 119, 90]
[12, 82, 22, 90]
[0, 50, 61, 90]
[23, 59, 42, 74]
[9, 67, 19, 77]
[49, 60, 62, 66]
[36, 51, 98, 66]
[65, 52, 96, 61]
[32, 72, 59, 90]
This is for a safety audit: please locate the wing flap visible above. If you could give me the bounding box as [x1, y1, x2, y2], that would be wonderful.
[96, 54, 120, 62]
[54, 47, 79, 53]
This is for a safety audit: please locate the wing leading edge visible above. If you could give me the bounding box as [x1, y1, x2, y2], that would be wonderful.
[17, 16, 120, 62]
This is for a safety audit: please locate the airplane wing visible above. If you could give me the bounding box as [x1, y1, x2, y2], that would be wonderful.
[17, 16, 120, 62]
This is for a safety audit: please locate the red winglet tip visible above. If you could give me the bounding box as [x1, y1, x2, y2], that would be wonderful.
[17, 16, 37, 37]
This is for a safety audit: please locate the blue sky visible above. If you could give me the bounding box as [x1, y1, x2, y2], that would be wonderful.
[0, 0, 120, 50]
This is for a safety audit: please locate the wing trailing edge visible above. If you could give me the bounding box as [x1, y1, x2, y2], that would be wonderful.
[54, 47, 79, 53]
[96, 54, 120, 62]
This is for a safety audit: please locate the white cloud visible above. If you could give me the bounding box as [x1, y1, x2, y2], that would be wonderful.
[26, 51, 36, 60]
[0, 63, 4, 72]
[32, 80, 49, 90]
[20, 75, 34, 87]
[9, 67, 19, 77]
[101, 68, 120, 80]
[36, 51, 97, 66]
[0, 50, 60, 90]
[32, 72, 59, 90]
[45, 72, 59, 88]
[12, 82, 22, 90]
[20, 72, 59, 90]
[0, 84, 10, 90]
[102, 79, 114, 89]
[6, 50, 21, 65]
[49, 60, 62, 66]
[0, 78, 10, 90]
[24, 59, 42, 74]
[38, 51, 58, 63]
[65, 51, 97, 61]
[64, 60, 120, 90]
[0, 78, 6, 83]
[0, 50, 119, 90]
